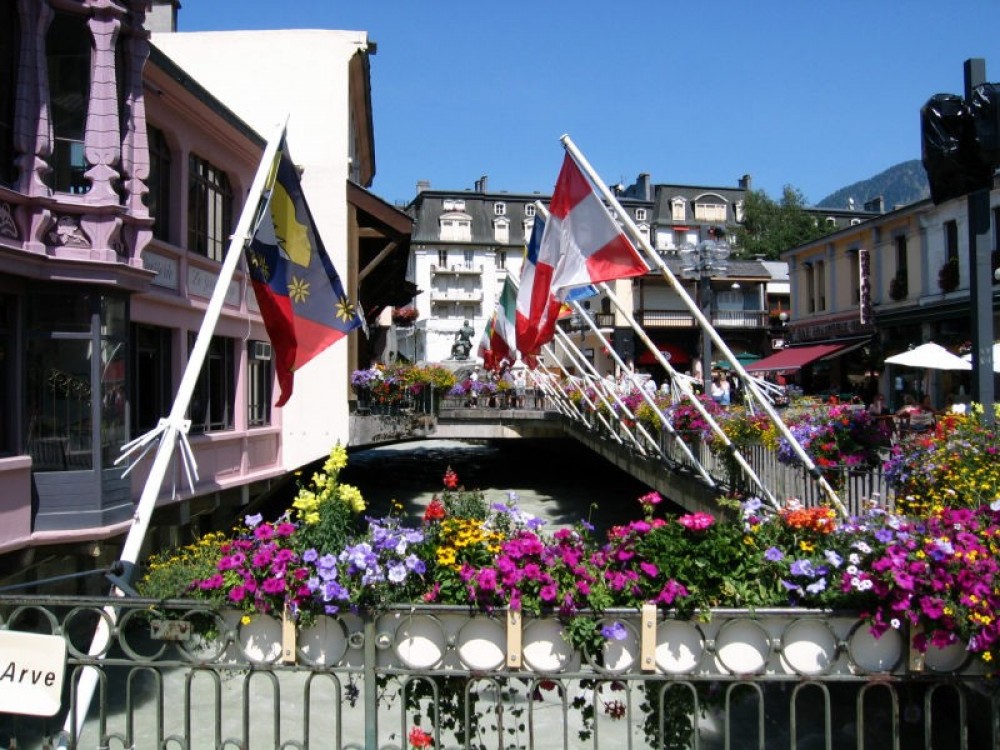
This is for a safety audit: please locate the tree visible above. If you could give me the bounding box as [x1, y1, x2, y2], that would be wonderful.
[732, 186, 833, 260]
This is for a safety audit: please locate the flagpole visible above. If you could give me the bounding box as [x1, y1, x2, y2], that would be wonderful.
[527, 202, 710, 482]
[598, 281, 775, 505]
[60, 119, 289, 746]
[559, 135, 845, 516]
[505, 269, 656, 457]
[541, 346, 622, 440]
[551, 329, 649, 456]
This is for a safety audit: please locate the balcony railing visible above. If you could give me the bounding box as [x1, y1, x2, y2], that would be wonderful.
[429, 289, 484, 303]
[429, 263, 483, 275]
[637, 309, 770, 329]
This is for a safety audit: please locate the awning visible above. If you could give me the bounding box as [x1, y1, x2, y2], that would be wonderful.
[744, 343, 848, 374]
[636, 342, 691, 367]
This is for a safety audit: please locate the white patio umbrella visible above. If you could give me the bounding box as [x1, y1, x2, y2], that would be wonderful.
[961, 343, 1000, 373]
[885, 342, 972, 371]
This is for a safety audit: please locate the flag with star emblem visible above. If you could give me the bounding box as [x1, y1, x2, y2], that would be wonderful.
[246, 142, 364, 406]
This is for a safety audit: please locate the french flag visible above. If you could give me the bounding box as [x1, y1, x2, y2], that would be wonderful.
[546, 153, 648, 295]
[515, 214, 562, 356]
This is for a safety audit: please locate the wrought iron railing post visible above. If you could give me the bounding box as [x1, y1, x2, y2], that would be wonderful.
[363, 613, 378, 749]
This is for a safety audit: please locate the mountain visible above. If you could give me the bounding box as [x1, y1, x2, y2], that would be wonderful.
[816, 159, 930, 211]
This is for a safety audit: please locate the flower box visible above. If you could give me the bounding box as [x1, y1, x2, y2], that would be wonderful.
[187, 606, 983, 679]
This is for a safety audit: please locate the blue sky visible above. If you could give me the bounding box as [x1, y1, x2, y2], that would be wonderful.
[175, 1, 1000, 208]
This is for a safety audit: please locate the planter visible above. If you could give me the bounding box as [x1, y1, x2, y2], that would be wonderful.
[187, 607, 982, 678]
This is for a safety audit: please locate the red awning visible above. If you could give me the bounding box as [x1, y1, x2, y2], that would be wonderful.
[744, 343, 846, 374]
[636, 343, 691, 367]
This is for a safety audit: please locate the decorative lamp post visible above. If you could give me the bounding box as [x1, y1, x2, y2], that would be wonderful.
[680, 226, 730, 394]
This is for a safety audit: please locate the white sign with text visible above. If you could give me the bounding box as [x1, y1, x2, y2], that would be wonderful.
[0, 631, 67, 716]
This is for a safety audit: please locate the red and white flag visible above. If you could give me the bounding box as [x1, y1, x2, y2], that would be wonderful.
[515, 214, 561, 356]
[546, 152, 647, 295]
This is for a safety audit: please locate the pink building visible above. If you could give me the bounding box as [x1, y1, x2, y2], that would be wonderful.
[0, 1, 407, 571]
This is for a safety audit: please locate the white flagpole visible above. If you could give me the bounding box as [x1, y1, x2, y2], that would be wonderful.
[528, 202, 709, 480]
[559, 135, 845, 516]
[60, 119, 289, 746]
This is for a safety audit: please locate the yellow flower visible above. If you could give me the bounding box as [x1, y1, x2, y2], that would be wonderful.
[241, 615, 252, 626]
[323, 444, 349, 475]
[799, 540, 815, 553]
[338, 483, 366, 514]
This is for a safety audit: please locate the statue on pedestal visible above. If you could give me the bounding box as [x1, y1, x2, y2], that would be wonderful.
[451, 320, 474, 360]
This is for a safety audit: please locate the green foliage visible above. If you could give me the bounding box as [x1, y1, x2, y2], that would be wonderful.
[732, 186, 834, 260]
[289, 445, 364, 556]
[136, 531, 229, 604]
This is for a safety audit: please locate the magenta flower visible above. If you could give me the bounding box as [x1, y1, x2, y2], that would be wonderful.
[677, 512, 715, 531]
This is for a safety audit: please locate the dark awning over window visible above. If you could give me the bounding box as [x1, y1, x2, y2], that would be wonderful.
[636, 342, 691, 367]
[744, 343, 847, 374]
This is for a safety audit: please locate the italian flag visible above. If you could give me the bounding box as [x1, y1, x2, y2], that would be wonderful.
[478, 276, 518, 371]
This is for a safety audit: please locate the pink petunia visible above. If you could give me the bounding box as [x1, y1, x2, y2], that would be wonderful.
[677, 512, 715, 531]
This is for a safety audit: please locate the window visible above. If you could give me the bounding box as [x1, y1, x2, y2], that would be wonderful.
[944, 220, 959, 263]
[694, 201, 726, 222]
[493, 218, 509, 244]
[147, 126, 172, 242]
[494, 202, 506, 216]
[671, 198, 686, 221]
[804, 263, 815, 313]
[188, 334, 235, 433]
[849, 251, 860, 303]
[635, 208, 647, 221]
[24, 289, 129, 471]
[891, 235, 909, 300]
[0, 1, 17, 186]
[130, 324, 171, 435]
[439, 213, 471, 242]
[495, 250, 507, 270]
[815, 260, 826, 311]
[825, 217, 837, 228]
[523, 219, 533, 242]
[993, 206, 1000, 252]
[437, 249, 448, 267]
[850, 219, 862, 226]
[442, 199, 466, 212]
[463, 249, 474, 268]
[46, 11, 91, 194]
[248, 340, 272, 427]
[734, 200, 745, 223]
[524, 204, 536, 218]
[187, 153, 233, 261]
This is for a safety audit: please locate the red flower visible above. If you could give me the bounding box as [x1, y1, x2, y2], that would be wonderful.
[424, 498, 446, 523]
[409, 726, 433, 748]
[443, 467, 459, 489]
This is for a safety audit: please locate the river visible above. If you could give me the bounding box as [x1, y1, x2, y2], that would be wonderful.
[338, 437, 675, 538]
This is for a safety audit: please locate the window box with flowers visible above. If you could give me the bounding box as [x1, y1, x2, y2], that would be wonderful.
[938, 256, 960, 293]
[888, 272, 908, 301]
[392, 306, 419, 327]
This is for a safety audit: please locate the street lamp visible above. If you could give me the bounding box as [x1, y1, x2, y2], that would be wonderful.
[680, 226, 730, 395]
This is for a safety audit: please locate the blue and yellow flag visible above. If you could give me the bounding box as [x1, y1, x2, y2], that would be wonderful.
[246, 142, 363, 406]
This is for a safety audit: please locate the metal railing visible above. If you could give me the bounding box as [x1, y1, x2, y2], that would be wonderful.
[0, 598, 993, 750]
